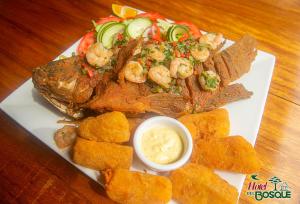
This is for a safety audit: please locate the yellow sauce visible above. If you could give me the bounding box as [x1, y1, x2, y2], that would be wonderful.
[141, 125, 183, 164]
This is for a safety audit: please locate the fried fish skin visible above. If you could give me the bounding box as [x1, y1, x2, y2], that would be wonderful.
[73, 138, 133, 170]
[104, 168, 172, 204]
[78, 111, 130, 143]
[178, 108, 229, 140]
[191, 136, 261, 173]
[170, 163, 238, 204]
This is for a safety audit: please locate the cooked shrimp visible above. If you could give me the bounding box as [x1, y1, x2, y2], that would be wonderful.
[146, 44, 165, 62]
[170, 58, 193, 79]
[124, 61, 147, 83]
[86, 42, 113, 67]
[191, 47, 210, 62]
[199, 33, 223, 50]
[132, 40, 143, 56]
[199, 70, 221, 91]
[54, 125, 77, 149]
[148, 65, 172, 88]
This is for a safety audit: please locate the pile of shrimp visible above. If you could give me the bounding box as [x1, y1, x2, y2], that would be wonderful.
[85, 33, 223, 90]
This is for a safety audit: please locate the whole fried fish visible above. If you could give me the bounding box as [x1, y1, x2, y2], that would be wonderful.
[32, 35, 256, 118]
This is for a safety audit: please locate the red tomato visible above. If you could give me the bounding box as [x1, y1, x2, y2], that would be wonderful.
[137, 12, 165, 21]
[175, 49, 180, 57]
[116, 33, 123, 40]
[86, 67, 94, 78]
[77, 31, 95, 56]
[95, 16, 121, 24]
[178, 33, 189, 42]
[176, 21, 202, 38]
[82, 63, 95, 78]
[151, 23, 162, 42]
[146, 60, 152, 67]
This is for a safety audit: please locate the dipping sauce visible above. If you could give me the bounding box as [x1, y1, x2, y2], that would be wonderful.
[141, 125, 183, 164]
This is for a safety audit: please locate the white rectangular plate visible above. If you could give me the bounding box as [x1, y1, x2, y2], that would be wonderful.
[0, 13, 275, 203]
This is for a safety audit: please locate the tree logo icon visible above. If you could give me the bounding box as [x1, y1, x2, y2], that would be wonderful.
[269, 176, 282, 191]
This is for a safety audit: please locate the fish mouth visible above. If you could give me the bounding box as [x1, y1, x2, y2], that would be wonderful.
[38, 91, 84, 119]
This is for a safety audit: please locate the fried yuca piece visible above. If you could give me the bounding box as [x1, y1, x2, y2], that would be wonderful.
[170, 163, 238, 204]
[78, 111, 130, 143]
[191, 136, 261, 173]
[73, 138, 133, 170]
[103, 168, 172, 204]
[178, 109, 229, 140]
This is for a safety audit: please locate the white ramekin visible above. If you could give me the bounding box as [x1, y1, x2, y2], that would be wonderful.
[133, 116, 193, 172]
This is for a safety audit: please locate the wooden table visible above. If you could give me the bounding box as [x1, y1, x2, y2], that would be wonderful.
[0, 0, 299, 203]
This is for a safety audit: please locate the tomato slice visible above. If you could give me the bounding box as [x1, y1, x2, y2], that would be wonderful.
[95, 16, 121, 24]
[178, 33, 189, 42]
[176, 21, 202, 38]
[86, 67, 94, 78]
[151, 23, 162, 42]
[175, 49, 180, 57]
[77, 31, 95, 56]
[137, 12, 165, 21]
[81, 62, 95, 77]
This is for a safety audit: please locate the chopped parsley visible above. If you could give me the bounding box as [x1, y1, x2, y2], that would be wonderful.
[169, 85, 182, 95]
[111, 58, 117, 66]
[114, 38, 127, 47]
[81, 69, 88, 75]
[199, 70, 221, 91]
[164, 48, 173, 60]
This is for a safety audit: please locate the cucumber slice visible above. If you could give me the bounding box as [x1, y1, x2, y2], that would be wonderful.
[166, 26, 174, 41]
[157, 19, 172, 34]
[126, 18, 152, 39]
[167, 25, 189, 42]
[100, 23, 125, 49]
[171, 25, 189, 41]
[122, 19, 134, 26]
[97, 21, 118, 33]
[96, 21, 119, 42]
[142, 27, 151, 38]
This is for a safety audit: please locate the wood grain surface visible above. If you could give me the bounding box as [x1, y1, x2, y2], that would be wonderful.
[0, 0, 300, 203]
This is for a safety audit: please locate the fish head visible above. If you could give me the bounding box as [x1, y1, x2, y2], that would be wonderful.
[32, 56, 101, 118]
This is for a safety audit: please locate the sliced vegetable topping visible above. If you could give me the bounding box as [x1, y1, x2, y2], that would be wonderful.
[96, 21, 118, 40]
[113, 33, 127, 47]
[82, 63, 95, 78]
[178, 33, 189, 42]
[77, 31, 95, 56]
[167, 25, 189, 42]
[100, 23, 126, 49]
[126, 18, 152, 39]
[176, 21, 202, 38]
[77, 10, 205, 64]
[157, 19, 172, 34]
[151, 23, 162, 41]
